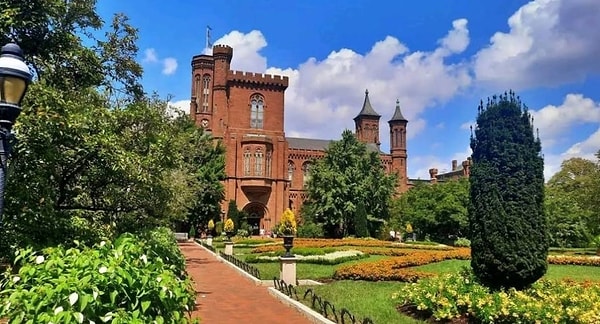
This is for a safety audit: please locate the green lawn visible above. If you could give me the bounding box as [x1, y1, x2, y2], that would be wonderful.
[414, 259, 600, 282]
[297, 281, 422, 324]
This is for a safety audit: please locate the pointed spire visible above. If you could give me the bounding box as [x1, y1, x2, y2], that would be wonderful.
[388, 99, 408, 123]
[354, 89, 380, 121]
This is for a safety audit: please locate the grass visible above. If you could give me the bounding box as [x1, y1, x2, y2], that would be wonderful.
[414, 259, 600, 282]
[297, 281, 421, 324]
[250, 255, 388, 280]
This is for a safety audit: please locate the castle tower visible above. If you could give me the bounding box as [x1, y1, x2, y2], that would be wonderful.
[354, 89, 381, 148]
[189, 45, 233, 139]
[388, 99, 408, 192]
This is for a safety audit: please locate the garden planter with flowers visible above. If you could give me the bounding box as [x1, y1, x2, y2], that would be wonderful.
[278, 208, 297, 257]
[206, 219, 215, 246]
[224, 218, 235, 241]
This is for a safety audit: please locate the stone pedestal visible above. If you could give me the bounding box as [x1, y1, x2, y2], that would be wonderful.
[206, 236, 213, 246]
[224, 242, 233, 255]
[279, 256, 297, 286]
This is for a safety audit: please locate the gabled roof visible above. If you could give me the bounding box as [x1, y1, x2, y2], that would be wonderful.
[389, 99, 408, 123]
[354, 89, 380, 121]
[286, 137, 384, 154]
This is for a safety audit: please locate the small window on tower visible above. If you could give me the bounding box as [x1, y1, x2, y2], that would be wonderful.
[202, 75, 211, 113]
[250, 94, 264, 129]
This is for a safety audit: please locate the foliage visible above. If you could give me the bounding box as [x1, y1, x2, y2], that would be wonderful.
[453, 237, 471, 247]
[469, 91, 547, 290]
[390, 178, 469, 243]
[546, 156, 599, 246]
[297, 221, 325, 238]
[0, 1, 226, 260]
[354, 202, 369, 238]
[0, 231, 196, 323]
[303, 130, 396, 237]
[396, 270, 600, 323]
[226, 200, 240, 234]
[224, 219, 234, 233]
[207, 219, 215, 230]
[405, 223, 413, 234]
[277, 208, 297, 236]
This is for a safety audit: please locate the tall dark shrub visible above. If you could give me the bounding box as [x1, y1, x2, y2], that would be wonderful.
[469, 91, 547, 290]
[226, 200, 240, 234]
[354, 202, 369, 238]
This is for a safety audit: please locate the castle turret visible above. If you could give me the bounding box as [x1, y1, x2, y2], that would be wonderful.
[388, 99, 408, 192]
[354, 89, 381, 148]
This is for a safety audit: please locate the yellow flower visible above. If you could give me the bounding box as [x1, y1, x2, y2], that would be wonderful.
[224, 219, 234, 232]
[278, 208, 297, 236]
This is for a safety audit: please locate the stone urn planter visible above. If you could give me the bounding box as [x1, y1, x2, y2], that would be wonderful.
[225, 231, 234, 242]
[282, 235, 294, 257]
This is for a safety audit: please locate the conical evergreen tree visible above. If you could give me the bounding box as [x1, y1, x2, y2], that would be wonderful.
[469, 91, 547, 290]
[354, 202, 369, 238]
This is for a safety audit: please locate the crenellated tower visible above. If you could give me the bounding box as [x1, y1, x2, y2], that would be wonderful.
[189, 45, 233, 139]
[388, 99, 408, 192]
[354, 89, 381, 148]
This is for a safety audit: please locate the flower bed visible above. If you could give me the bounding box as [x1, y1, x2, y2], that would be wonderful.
[548, 255, 600, 266]
[250, 238, 451, 253]
[333, 249, 471, 282]
[247, 250, 369, 265]
[395, 271, 600, 323]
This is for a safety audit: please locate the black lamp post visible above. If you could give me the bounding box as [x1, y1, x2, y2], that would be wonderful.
[0, 43, 33, 225]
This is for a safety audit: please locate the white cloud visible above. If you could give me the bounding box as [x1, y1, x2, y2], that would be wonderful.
[141, 48, 178, 75]
[474, 0, 600, 89]
[204, 30, 267, 72]
[209, 20, 471, 146]
[167, 100, 189, 117]
[410, 146, 473, 180]
[544, 127, 600, 180]
[143, 48, 158, 63]
[531, 94, 600, 148]
[162, 58, 178, 75]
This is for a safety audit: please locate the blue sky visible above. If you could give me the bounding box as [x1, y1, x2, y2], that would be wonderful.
[98, 0, 600, 180]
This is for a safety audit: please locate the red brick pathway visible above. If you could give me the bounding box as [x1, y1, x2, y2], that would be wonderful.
[180, 242, 312, 324]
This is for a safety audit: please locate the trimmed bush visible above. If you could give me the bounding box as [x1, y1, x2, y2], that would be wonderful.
[0, 230, 196, 323]
[469, 91, 547, 290]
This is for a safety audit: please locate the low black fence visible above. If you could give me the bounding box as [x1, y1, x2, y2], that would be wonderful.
[273, 278, 374, 324]
[218, 251, 261, 279]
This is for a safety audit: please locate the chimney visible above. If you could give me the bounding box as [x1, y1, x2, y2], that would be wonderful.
[451, 160, 458, 171]
[429, 168, 438, 184]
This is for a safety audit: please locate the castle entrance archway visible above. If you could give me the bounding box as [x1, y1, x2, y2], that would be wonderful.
[243, 202, 266, 236]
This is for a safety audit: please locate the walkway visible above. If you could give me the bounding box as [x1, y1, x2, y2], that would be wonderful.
[180, 242, 312, 324]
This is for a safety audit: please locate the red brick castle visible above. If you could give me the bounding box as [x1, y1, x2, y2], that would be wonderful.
[189, 45, 458, 234]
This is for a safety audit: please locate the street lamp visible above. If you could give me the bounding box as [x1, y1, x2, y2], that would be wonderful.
[0, 43, 33, 223]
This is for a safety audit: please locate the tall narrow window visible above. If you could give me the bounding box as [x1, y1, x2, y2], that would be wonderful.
[202, 75, 210, 113]
[287, 161, 295, 184]
[302, 162, 311, 187]
[255, 148, 263, 176]
[194, 76, 201, 113]
[400, 130, 405, 147]
[243, 148, 251, 176]
[394, 129, 399, 147]
[250, 94, 264, 129]
[266, 150, 272, 177]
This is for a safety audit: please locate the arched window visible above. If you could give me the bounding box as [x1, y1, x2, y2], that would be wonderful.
[287, 161, 295, 184]
[194, 75, 201, 113]
[255, 148, 264, 176]
[202, 75, 210, 112]
[265, 150, 272, 177]
[243, 148, 251, 176]
[250, 94, 264, 129]
[302, 162, 312, 187]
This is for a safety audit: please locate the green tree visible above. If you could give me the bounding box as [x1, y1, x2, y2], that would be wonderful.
[469, 91, 547, 290]
[304, 130, 396, 237]
[0, 2, 226, 260]
[226, 200, 240, 234]
[547, 156, 600, 237]
[391, 178, 469, 243]
[354, 202, 369, 238]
